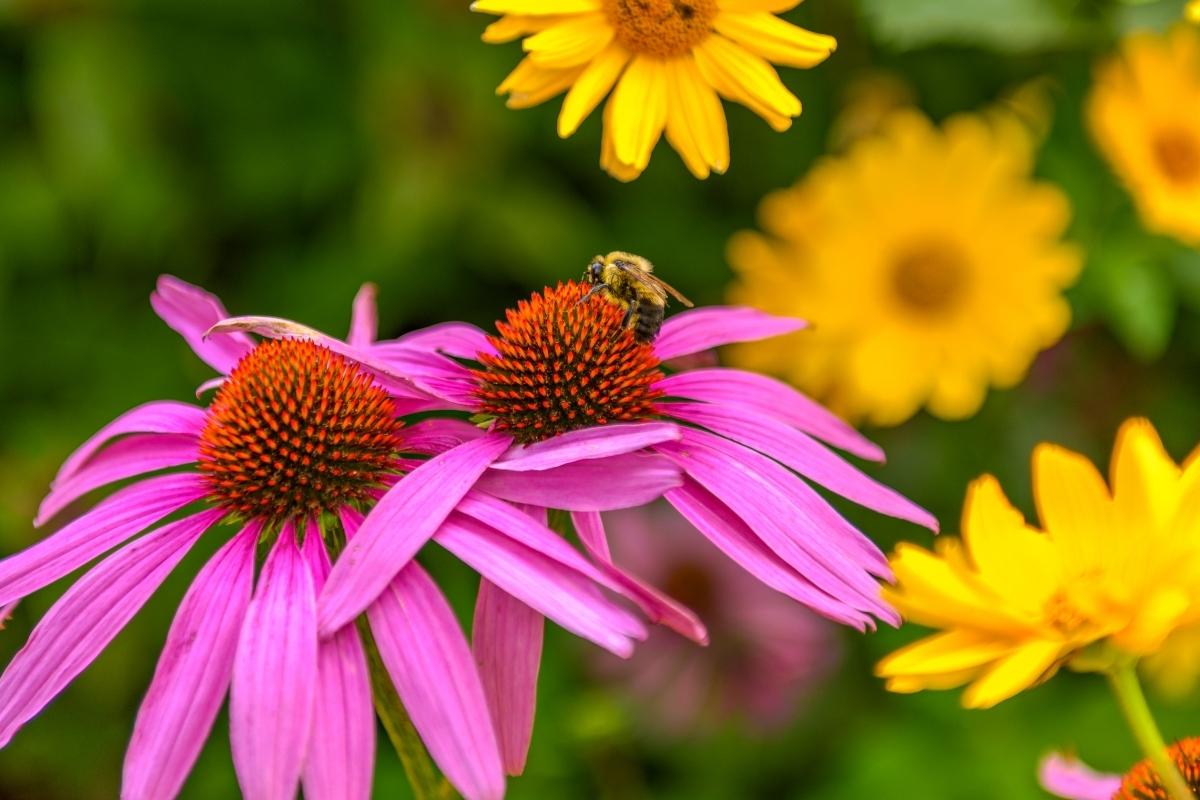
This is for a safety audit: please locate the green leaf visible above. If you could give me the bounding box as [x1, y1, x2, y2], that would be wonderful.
[857, 0, 1085, 52]
[1099, 251, 1176, 362]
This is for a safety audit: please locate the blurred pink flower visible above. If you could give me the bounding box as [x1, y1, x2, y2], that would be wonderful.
[597, 504, 840, 732]
[1040, 754, 1122, 800]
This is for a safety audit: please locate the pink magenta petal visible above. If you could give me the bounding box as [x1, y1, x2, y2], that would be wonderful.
[371, 349, 477, 408]
[656, 430, 895, 623]
[476, 452, 682, 511]
[0, 508, 220, 747]
[436, 514, 645, 656]
[51, 400, 207, 493]
[347, 283, 379, 348]
[4, 473, 208, 607]
[1039, 753, 1122, 800]
[122, 520, 260, 800]
[300, 521, 374, 800]
[653, 307, 807, 362]
[571, 511, 708, 644]
[383, 321, 497, 360]
[664, 477, 871, 629]
[657, 368, 884, 462]
[367, 562, 505, 800]
[38, 434, 199, 526]
[151, 275, 255, 374]
[230, 522, 318, 800]
[403, 418, 484, 455]
[318, 434, 512, 637]
[473, 578, 543, 776]
[664, 402, 938, 531]
[490, 423, 681, 471]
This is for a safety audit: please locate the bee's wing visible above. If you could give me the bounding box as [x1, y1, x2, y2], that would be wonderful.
[637, 271, 695, 307]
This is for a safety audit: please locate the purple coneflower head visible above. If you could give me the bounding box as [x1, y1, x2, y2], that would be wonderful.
[595, 504, 839, 732]
[0, 277, 658, 800]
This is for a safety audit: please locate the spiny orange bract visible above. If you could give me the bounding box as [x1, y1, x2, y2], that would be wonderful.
[198, 338, 403, 522]
[473, 281, 663, 444]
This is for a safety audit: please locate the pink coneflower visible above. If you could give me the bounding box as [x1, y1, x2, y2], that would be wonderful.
[595, 504, 839, 732]
[0, 277, 657, 800]
[1041, 741, 1200, 799]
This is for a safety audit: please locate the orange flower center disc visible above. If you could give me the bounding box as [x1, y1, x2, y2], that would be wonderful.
[602, 0, 718, 58]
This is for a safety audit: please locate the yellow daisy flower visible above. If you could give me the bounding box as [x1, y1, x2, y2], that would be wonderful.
[877, 419, 1200, 709]
[472, 0, 836, 181]
[1087, 25, 1200, 245]
[1188, 0, 1200, 23]
[726, 109, 1081, 427]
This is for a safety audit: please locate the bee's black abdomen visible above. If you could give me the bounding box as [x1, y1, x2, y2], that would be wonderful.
[634, 301, 664, 343]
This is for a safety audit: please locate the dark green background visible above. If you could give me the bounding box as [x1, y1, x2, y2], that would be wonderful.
[2, 0, 1200, 796]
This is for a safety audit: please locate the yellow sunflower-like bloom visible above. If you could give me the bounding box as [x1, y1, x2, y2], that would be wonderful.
[1088, 25, 1200, 245]
[726, 109, 1081, 427]
[877, 419, 1200, 709]
[1188, 0, 1200, 23]
[472, 0, 836, 181]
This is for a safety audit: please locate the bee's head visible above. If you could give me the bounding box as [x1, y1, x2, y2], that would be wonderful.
[585, 258, 605, 284]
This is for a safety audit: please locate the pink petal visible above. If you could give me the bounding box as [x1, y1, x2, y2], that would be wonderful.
[230, 522, 318, 800]
[347, 283, 379, 348]
[665, 477, 872, 629]
[372, 348, 477, 407]
[436, 514, 645, 656]
[318, 434, 512, 637]
[366, 562, 505, 800]
[472, 578, 543, 776]
[50, 400, 207, 494]
[654, 307, 806, 362]
[664, 402, 937, 530]
[491, 423, 681, 471]
[571, 511, 708, 644]
[0, 508, 220, 747]
[382, 321, 497, 360]
[122, 520, 260, 800]
[657, 368, 884, 462]
[402, 418, 484, 455]
[38, 434, 199, 526]
[476, 451, 682, 511]
[1039, 753, 1122, 800]
[3, 473, 208, 607]
[151, 275, 255, 374]
[301, 521, 374, 800]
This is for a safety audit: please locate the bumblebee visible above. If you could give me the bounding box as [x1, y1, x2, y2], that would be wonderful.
[579, 251, 694, 343]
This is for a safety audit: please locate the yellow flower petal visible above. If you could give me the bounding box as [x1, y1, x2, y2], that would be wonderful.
[876, 630, 1011, 678]
[1112, 587, 1190, 654]
[1032, 443, 1112, 566]
[962, 476, 1057, 604]
[712, 12, 836, 69]
[523, 14, 613, 69]
[498, 56, 583, 108]
[664, 56, 730, 176]
[718, 0, 802, 12]
[482, 14, 565, 43]
[961, 639, 1064, 709]
[471, 0, 599, 15]
[557, 43, 630, 137]
[694, 35, 801, 122]
[1110, 417, 1181, 530]
[608, 56, 668, 170]
[600, 94, 645, 181]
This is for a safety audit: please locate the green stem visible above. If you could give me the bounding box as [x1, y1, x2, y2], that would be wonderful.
[358, 620, 459, 800]
[1106, 662, 1194, 800]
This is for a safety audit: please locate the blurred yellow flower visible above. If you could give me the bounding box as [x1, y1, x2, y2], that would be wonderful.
[726, 109, 1080, 427]
[472, 0, 835, 181]
[877, 419, 1200, 709]
[1088, 25, 1200, 245]
[1188, 0, 1200, 23]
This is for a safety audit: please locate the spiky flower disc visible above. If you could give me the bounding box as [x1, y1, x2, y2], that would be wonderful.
[473, 281, 663, 444]
[198, 338, 403, 521]
[1116, 738, 1200, 799]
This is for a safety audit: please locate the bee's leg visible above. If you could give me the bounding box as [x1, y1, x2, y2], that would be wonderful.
[620, 300, 637, 330]
[575, 283, 610, 305]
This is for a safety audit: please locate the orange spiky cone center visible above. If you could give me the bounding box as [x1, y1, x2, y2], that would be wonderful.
[1116, 738, 1200, 800]
[472, 281, 664, 445]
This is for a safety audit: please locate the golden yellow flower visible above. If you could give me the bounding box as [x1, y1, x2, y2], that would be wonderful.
[1087, 25, 1200, 245]
[472, 0, 836, 181]
[877, 419, 1200, 709]
[726, 109, 1081, 427]
[1188, 0, 1200, 23]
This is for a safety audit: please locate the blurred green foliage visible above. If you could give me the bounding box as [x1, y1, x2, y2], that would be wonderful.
[2, 0, 1200, 797]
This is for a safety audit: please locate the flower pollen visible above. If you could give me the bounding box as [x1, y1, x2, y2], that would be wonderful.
[1116, 737, 1200, 799]
[890, 240, 970, 315]
[473, 281, 664, 444]
[1153, 127, 1200, 186]
[602, 0, 717, 58]
[199, 338, 403, 522]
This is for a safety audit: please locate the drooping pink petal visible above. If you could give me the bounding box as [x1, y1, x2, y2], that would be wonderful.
[657, 368, 884, 462]
[436, 514, 645, 656]
[230, 522, 318, 800]
[0, 508, 221, 747]
[122, 520, 260, 800]
[653, 307, 806, 362]
[318, 433, 512, 636]
[371, 349, 477, 408]
[476, 451, 682, 511]
[347, 283, 379, 348]
[38, 434, 199, 526]
[151, 275, 255, 374]
[1038, 753, 1122, 800]
[665, 477, 871, 629]
[473, 578, 543, 776]
[664, 402, 938, 530]
[50, 400, 207, 493]
[491, 423, 681, 471]
[571, 511, 708, 644]
[4, 472, 208, 606]
[367, 562, 505, 800]
[382, 321, 497, 360]
[402, 418, 484, 455]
